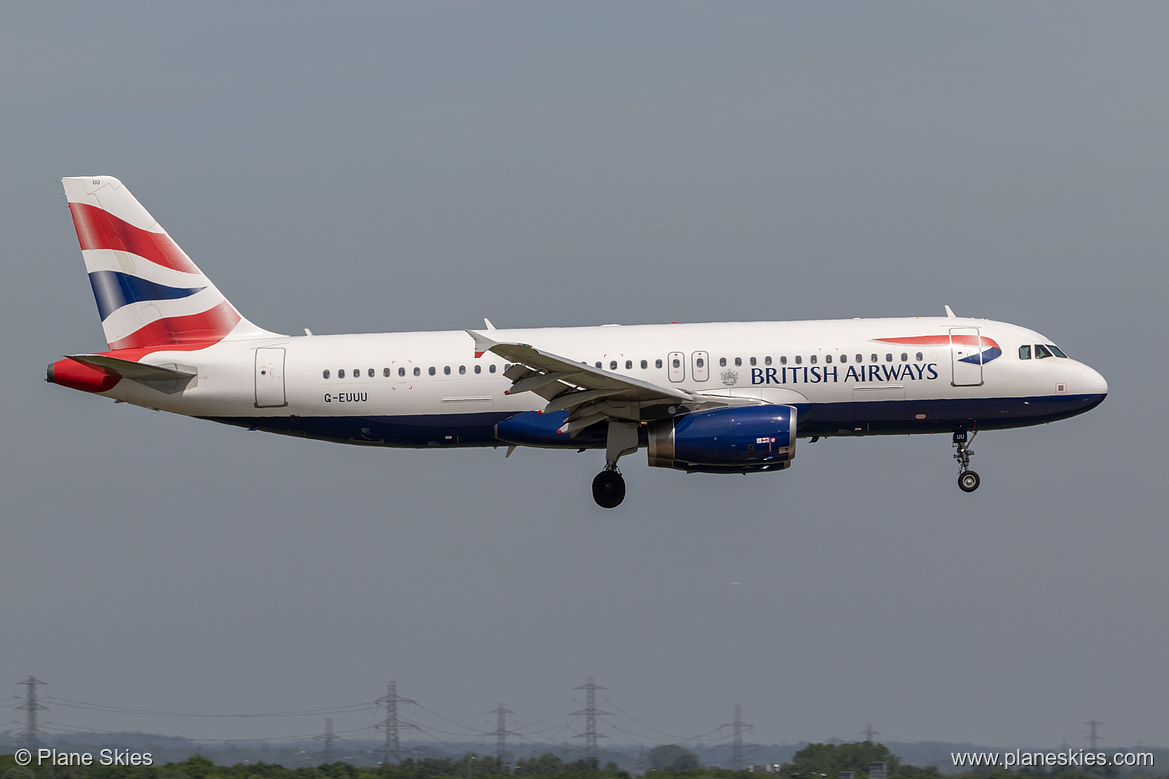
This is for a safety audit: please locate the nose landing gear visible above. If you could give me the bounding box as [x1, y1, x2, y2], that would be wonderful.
[953, 430, 980, 492]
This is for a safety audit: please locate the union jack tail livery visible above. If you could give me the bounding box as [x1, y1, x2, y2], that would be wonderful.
[63, 176, 275, 351]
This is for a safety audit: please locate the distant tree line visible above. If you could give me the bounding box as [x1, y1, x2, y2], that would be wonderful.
[2, 742, 1158, 779]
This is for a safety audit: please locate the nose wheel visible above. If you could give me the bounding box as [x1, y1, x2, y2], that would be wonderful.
[953, 430, 980, 493]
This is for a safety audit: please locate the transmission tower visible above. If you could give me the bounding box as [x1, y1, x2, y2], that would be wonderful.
[863, 723, 881, 742]
[1087, 720, 1101, 751]
[570, 677, 612, 761]
[379, 681, 416, 765]
[17, 677, 48, 752]
[492, 703, 516, 766]
[721, 703, 753, 771]
[319, 718, 336, 764]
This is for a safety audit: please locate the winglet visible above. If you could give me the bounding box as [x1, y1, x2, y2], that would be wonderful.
[483, 318, 496, 331]
[466, 330, 498, 359]
[944, 305, 957, 318]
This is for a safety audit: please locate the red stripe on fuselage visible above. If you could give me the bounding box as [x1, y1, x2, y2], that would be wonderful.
[106, 300, 241, 350]
[68, 202, 199, 274]
[876, 335, 999, 349]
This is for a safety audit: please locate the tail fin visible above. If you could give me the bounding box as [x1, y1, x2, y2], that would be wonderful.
[62, 176, 279, 351]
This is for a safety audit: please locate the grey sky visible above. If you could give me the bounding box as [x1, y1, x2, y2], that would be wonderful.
[2, 1, 1164, 752]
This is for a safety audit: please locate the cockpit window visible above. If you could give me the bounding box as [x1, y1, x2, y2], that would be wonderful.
[1035, 344, 1054, 359]
[1047, 344, 1068, 358]
[1019, 345, 1032, 360]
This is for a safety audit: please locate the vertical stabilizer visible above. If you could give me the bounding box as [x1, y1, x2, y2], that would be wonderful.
[62, 176, 279, 351]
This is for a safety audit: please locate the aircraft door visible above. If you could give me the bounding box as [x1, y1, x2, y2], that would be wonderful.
[667, 352, 685, 383]
[255, 347, 287, 408]
[950, 327, 984, 387]
[692, 351, 709, 382]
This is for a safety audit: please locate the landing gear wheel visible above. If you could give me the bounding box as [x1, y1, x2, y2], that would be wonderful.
[958, 470, 981, 493]
[592, 470, 626, 508]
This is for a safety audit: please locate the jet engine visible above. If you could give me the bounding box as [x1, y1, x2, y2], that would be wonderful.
[646, 405, 797, 474]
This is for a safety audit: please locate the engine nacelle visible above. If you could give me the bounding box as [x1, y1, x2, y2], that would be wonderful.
[647, 405, 797, 474]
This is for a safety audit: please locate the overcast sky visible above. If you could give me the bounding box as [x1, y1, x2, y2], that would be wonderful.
[2, 1, 1165, 755]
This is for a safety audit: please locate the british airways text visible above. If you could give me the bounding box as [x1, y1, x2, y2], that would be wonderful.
[751, 363, 940, 385]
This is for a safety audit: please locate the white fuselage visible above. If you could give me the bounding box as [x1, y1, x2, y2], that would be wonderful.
[90, 316, 1107, 448]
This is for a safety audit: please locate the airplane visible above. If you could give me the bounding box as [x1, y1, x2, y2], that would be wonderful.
[46, 176, 1108, 508]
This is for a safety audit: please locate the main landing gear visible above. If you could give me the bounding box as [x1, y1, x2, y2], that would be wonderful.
[592, 467, 626, 509]
[592, 421, 639, 508]
[953, 430, 980, 493]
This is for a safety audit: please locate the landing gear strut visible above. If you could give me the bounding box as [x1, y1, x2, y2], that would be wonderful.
[953, 430, 980, 493]
[592, 421, 638, 508]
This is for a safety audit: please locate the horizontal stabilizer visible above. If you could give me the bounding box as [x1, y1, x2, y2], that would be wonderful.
[67, 354, 197, 382]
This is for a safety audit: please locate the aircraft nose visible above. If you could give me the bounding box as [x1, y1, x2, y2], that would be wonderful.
[1081, 365, 1108, 397]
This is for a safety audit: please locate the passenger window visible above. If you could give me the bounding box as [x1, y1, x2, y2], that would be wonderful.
[855, 354, 862, 363]
[625, 360, 632, 370]
[825, 355, 832, 364]
[1035, 344, 1053, 359]
[734, 357, 742, 367]
[810, 355, 817, 365]
[765, 356, 772, 366]
[368, 368, 374, 378]
[609, 361, 617, 370]
[474, 365, 481, 374]
[916, 352, 923, 361]
[839, 355, 846, 363]
[696, 357, 705, 368]
[489, 364, 496, 373]
[596, 362, 602, 368]
[1019, 345, 1031, 360]
[672, 358, 681, 368]
[719, 357, 727, 367]
[323, 369, 330, 379]
[1048, 344, 1068, 358]
[413, 367, 420, 377]
[640, 360, 647, 369]
[901, 353, 908, 362]
[459, 365, 466, 375]
[780, 356, 787, 365]
[656, 359, 663, 369]
[383, 368, 390, 377]
[444, 366, 451, 375]
[885, 354, 893, 362]
[338, 369, 345, 379]
[353, 368, 359, 377]
[749, 357, 757, 366]
[399, 367, 406, 376]
[428, 367, 436, 376]
[871, 354, 878, 363]
[795, 355, 802, 365]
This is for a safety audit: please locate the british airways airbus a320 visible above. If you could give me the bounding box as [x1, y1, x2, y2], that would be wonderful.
[47, 176, 1108, 507]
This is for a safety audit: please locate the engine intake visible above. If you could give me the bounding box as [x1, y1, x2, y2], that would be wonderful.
[647, 405, 797, 473]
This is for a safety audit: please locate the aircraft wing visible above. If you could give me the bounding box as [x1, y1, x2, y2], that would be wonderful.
[466, 331, 748, 434]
